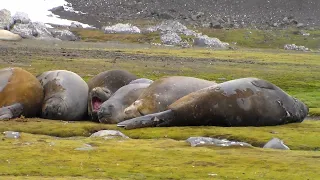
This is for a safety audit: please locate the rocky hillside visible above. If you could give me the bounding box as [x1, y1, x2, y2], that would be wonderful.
[53, 0, 320, 29]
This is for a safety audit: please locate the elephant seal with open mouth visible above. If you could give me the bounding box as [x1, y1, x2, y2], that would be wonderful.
[118, 78, 308, 129]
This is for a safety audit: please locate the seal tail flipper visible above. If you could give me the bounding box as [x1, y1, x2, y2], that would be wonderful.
[0, 103, 24, 120]
[117, 110, 174, 130]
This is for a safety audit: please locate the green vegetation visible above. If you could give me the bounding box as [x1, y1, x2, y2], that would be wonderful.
[72, 28, 320, 49]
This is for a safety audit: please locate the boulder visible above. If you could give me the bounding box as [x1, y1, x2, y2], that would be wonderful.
[147, 20, 198, 36]
[50, 29, 79, 41]
[11, 22, 54, 39]
[0, 9, 12, 29]
[12, 12, 31, 24]
[3, 131, 20, 139]
[103, 23, 141, 34]
[70, 22, 83, 28]
[90, 130, 129, 140]
[193, 35, 229, 49]
[0, 29, 22, 41]
[186, 137, 252, 147]
[160, 31, 182, 45]
[284, 44, 309, 51]
[263, 138, 290, 150]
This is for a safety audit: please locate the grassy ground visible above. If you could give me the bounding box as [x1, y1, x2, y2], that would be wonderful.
[0, 32, 319, 179]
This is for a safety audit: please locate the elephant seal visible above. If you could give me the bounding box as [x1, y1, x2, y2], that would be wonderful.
[98, 83, 150, 124]
[87, 69, 138, 121]
[124, 76, 216, 119]
[0, 67, 43, 119]
[0, 30, 22, 41]
[129, 78, 153, 85]
[118, 77, 308, 129]
[37, 70, 88, 120]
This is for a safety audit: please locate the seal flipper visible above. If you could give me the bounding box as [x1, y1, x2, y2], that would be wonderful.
[117, 110, 174, 129]
[0, 103, 23, 120]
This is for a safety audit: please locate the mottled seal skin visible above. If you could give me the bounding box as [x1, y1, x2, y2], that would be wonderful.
[0, 67, 43, 119]
[37, 70, 88, 121]
[124, 76, 216, 119]
[87, 69, 138, 121]
[129, 78, 153, 85]
[118, 77, 308, 129]
[98, 83, 150, 124]
[0, 30, 22, 41]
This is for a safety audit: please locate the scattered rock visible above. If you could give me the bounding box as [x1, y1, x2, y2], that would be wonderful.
[147, 20, 198, 36]
[284, 44, 309, 51]
[296, 23, 305, 28]
[3, 131, 20, 139]
[160, 31, 182, 45]
[103, 23, 141, 34]
[12, 12, 31, 24]
[263, 138, 290, 150]
[186, 137, 252, 147]
[70, 22, 83, 28]
[50, 29, 79, 41]
[49, 6, 65, 12]
[210, 21, 223, 29]
[0, 9, 12, 29]
[75, 144, 95, 151]
[193, 35, 229, 49]
[90, 130, 129, 139]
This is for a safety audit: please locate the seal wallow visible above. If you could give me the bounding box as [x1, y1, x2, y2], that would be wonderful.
[37, 70, 88, 121]
[124, 76, 216, 119]
[98, 83, 151, 124]
[0, 30, 22, 41]
[0, 67, 43, 119]
[118, 77, 308, 129]
[87, 69, 138, 121]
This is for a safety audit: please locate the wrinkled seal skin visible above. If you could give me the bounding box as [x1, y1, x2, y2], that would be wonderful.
[118, 77, 308, 129]
[98, 83, 150, 124]
[0, 67, 43, 119]
[124, 76, 216, 119]
[37, 70, 88, 121]
[87, 69, 138, 121]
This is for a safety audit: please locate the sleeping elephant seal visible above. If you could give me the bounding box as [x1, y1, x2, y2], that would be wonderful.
[124, 76, 216, 119]
[129, 78, 153, 85]
[0, 67, 43, 119]
[118, 77, 308, 129]
[98, 83, 151, 124]
[37, 70, 88, 121]
[0, 30, 22, 41]
[87, 69, 138, 121]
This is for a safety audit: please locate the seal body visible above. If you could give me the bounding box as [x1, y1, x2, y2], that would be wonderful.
[124, 76, 216, 119]
[0, 67, 43, 119]
[118, 78, 308, 129]
[98, 83, 150, 124]
[37, 70, 88, 120]
[87, 69, 138, 121]
[0, 30, 22, 41]
[129, 78, 153, 85]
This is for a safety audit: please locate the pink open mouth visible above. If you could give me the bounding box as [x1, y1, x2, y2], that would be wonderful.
[92, 97, 103, 112]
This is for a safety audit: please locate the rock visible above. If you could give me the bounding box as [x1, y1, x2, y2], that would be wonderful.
[284, 44, 309, 51]
[3, 131, 20, 139]
[75, 144, 95, 151]
[160, 31, 182, 45]
[193, 35, 229, 49]
[147, 20, 198, 36]
[0, 29, 22, 41]
[12, 12, 31, 24]
[90, 130, 129, 140]
[186, 137, 252, 147]
[70, 22, 83, 28]
[158, 12, 174, 20]
[50, 29, 79, 41]
[49, 6, 65, 12]
[296, 23, 305, 28]
[263, 138, 290, 150]
[103, 23, 141, 34]
[211, 21, 223, 29]
[0, 9, 12, 29]
[11, 22, 54, 40]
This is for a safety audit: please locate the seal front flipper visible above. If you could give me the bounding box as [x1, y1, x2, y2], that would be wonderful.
[0, 103, 23, 120]
[117, 110, 174, 129]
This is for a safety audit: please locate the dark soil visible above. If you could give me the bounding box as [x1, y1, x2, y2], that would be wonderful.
[53, 0, 320, 29]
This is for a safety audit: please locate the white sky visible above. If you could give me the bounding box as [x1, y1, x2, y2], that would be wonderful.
[2, 0, 92, 28]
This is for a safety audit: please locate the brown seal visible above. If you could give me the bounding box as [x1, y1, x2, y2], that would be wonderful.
[118, 77, 308, 129]
[0, 67, 43, 119]
[87, 69, 138, 121]
[123, 76, 216, 119]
